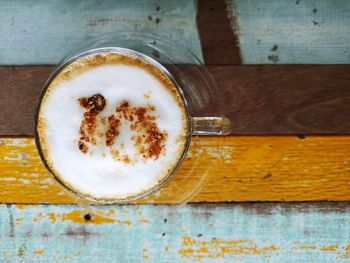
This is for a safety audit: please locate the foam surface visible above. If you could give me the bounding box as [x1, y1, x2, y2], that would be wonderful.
[38, 51, 188, 201]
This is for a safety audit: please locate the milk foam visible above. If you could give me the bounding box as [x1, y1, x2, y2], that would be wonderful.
[38, 51, 188, 201]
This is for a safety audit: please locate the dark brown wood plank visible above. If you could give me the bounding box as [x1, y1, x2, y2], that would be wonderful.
[0, 66, 53, 136]
[212, 65, 350, 134]
[197, 0, 241, 65]
[1, 65, 350, 135]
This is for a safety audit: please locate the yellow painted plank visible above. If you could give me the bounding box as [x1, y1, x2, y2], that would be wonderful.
[0, 136, 349, 203]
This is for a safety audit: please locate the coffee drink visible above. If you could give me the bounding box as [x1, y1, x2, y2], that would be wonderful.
[36, 49, 189, 202]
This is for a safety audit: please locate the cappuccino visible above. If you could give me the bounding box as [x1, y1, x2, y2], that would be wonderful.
[36, 49, 189, 202]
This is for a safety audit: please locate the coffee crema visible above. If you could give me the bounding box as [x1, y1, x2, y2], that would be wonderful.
[37, 50, 189, 202]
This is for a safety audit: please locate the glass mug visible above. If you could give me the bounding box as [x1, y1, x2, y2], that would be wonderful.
[35, 47, 231, 204]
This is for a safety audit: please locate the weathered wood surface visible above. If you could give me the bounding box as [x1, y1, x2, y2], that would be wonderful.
[1, 65, 350, 135]
[1, 203, 350, 262]
[1, 2, 350, 262]
[197, 0, 241, 65]
[2, 0, 349, 66]
[230, 0, 350, 64]
[1, 136, 349, 203]
[0, 0, 202, 65]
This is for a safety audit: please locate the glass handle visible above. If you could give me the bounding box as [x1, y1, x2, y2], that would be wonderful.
[192, 117, 231, 135]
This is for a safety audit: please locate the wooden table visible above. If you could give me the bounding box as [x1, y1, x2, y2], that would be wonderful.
[1, 1, 350, 262]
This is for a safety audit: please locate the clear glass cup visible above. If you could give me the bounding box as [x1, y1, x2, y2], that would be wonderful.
[35, 33, 230, 205]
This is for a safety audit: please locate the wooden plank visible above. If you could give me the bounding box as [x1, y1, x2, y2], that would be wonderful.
[0, 66, 52, 135]
[0, 136, 350, 203]
[230, 0, 350, 64]
[2, 0, 350, 66]
[1, 203, 350, 262]
[0, 0, 203, 65]
[212, 65, 350, 134]
[197, 0, 241, 64]
[1, 65, 350, 135]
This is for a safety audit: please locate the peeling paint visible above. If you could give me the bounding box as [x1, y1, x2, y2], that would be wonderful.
[15, 217, 23, 225]
[138, 218, 150, 224]
[2, 250, 8, 262]
[18, 178, 31, 184]
[231, 0, 350, 64]
[179, 236, 350, 261]
[0, 177, 17, 181]
[1, 136, 350, 204]
[0, 0, 203, 65]
[33, 209, 117, 225]
[179, 236, 279, 260]
[1, 204, 350, 262]
[17, 245, 25, 257]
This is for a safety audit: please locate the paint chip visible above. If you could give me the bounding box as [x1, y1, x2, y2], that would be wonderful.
[267, 55, 279, 63]
[17, 246, 25, 257]
[270, 45, 278, 51]
[152, 50, 160, 58]
[263, 173, 272, 180]
[297, 134, 306, 139]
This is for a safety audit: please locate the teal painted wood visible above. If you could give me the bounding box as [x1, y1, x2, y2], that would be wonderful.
[230, 0, 350, 64]
[0, 0, 202, 65]
[1, 203, 350, 262]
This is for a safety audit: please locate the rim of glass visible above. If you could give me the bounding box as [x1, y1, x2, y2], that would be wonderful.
[34, 47, 193, 204]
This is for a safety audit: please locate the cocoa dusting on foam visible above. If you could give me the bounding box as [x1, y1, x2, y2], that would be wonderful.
[77, 96, 167, 161]
[110, 101, 167, 160]
[105, 115, 120, 147]
[78, 94, 106, 153]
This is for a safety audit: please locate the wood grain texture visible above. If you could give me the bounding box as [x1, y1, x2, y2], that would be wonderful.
[197, 0, 241, 64]
[0, 66, 52, 135]
[1, 65, 350, 135]
[230, 0, 350, 64]
[0, 136, 350, 204]
[213, 65, 350, 134]
[1, 203, 350, 262]
[2, 0, 350, 66]
[0, 0, 203, 65]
